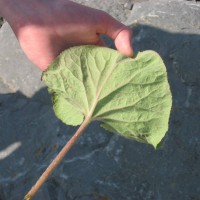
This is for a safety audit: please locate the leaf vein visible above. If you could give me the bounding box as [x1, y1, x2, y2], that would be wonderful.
[94, 87, 160, 118]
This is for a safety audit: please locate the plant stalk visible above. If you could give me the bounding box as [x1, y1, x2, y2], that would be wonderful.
[24, 116, 91, 200]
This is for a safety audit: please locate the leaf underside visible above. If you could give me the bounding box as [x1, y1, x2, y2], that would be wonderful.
[42, 45, 172, 148]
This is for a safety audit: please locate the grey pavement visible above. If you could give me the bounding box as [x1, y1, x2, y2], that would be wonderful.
[0, 0, 200, 200]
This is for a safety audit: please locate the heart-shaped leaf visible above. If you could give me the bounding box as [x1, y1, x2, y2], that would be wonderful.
[42, 45, 172, 148]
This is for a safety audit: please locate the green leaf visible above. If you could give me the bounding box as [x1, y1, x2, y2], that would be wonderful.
[42, 45, 172, 148]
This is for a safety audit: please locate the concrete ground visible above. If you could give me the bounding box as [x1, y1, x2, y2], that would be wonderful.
[0, 0, 200, 199]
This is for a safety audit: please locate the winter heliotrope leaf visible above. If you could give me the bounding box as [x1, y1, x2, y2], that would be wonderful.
[42, 45, 172, 148]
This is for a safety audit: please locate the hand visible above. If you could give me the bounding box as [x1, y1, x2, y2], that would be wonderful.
[1, 0, 133, 70]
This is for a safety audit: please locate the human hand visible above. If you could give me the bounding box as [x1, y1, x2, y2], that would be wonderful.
[1, 0, 133, 70]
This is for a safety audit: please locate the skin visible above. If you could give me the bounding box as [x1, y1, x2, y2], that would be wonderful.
[0, 0, 133, 70]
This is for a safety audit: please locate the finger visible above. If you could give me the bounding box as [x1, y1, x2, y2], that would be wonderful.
[97, 12, 133, 57]
[114, 28, 134, 57]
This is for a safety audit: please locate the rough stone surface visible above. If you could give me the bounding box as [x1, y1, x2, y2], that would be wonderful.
[0, 0, 200, 200]
[0, 17, 4, 28]
[71, 0, 150, 23]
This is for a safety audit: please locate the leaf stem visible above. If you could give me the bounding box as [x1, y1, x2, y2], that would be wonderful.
[24, 116, 92, 200]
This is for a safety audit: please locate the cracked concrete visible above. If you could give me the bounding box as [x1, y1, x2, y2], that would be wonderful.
[0, 0, 200, 200]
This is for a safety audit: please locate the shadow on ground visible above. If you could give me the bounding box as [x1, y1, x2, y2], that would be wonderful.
[0, 24, 200, 200]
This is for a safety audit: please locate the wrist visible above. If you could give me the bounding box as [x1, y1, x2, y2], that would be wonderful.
[0, 0, 13, 18]
[0, 0, 17, 25]
[0, 0, 34, 37]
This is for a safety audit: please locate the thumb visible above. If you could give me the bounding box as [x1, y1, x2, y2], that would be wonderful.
[97, 12, 133, 57]
[114, 28, 134, 57]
